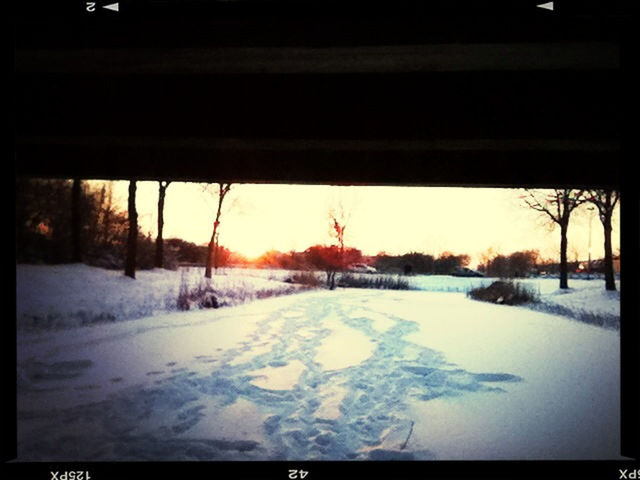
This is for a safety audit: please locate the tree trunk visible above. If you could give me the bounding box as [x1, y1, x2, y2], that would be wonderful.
[71, 178, 82, 263]
[327, 271, 336, 290]
[155, 181, 169, 269]
[559, 222, 569, 289]
[603, 216, 616, 291]
[205, 221, 218, 279]
[125, 180, 138, 279]
[101, 185, 113, 248]
[213, 232, 220, 273]
[205, 183, 231, 279]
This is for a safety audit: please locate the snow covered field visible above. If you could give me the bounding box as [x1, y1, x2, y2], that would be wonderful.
[16, 264, 307, 330]
[15, 265, 622, 461]
[407, 274, 621, 328]
[16, 265, 620, 330]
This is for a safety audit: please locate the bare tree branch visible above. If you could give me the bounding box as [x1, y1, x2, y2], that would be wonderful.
[522, 189, 561, 225]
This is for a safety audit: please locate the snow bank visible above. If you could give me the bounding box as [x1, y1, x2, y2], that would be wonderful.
[16, 264, 308, 330]
[406, 274, 620, 327]
[535, 280, 620, 316]
[407, 275, 493, 292]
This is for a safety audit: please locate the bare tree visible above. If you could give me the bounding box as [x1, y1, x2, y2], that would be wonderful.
[522, 189, 586, 289]
[125, 180, 138, 279]
[155, 180, 171, 269]
[332, 217, 346, 263]
[327, 200, 351, 289]
[205, 183, 232, 279]
[585, 189, 620, 291]
[97, 182, 114, 248]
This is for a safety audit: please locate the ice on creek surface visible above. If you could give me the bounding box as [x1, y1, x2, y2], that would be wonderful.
[348, 308, 396, 333]
[249, 360, 307, 390]
[314, 384, 349, 421]
[314, 311, 376, 371]
[176, 397, 270, 448]
[17, 308, 267, 410]
[16, 285, 621, 461]
[358, 420, 436, 460]
[406, 383, 620, 460]
[229, 341, 274, 366]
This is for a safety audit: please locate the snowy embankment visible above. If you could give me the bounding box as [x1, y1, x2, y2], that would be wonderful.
[522, 278, 621, 328]
[407, 274, 620, 329]
[16, 264, 308, 330]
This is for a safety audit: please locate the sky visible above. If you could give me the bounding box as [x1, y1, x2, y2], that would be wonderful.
[98, 181, 620, 268]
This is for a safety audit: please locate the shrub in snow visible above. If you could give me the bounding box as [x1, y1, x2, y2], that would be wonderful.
[337, 273, 410, 290]
[177, 279, 220, 311]
[254, 286, 299, 299]
[287, 271, 323, 287]
[175, 268, 308, 311]
[467, 280, 538, 305]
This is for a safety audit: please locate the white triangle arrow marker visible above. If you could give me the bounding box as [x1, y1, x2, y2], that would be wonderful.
[537, 2, 554, 10]
[103, 2, 119, 11]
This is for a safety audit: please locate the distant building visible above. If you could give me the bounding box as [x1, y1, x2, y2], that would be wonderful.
[451, 266, 484, 277]
[575, 257, 620, 274]
[349, 263, 377, 273]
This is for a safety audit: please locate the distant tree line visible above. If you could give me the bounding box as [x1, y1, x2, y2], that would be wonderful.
[374, 251, 470, 275]
[252, 246, 362, 289]
[164, 238, 236, 269]
[254, 250, 309, 270]
[251, 249, 471, 280]
[477, 250, 540, 278]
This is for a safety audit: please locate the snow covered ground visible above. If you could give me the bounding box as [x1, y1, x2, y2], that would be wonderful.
[406, 274, 621, 328]
[15, 265, 622, 461]
[525, 278, 621, 324]
[16, 264, 307, 330]
[16, 264, 619, 330]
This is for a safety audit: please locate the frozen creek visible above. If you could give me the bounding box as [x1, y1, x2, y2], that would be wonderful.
[16, 289, 621, 461]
